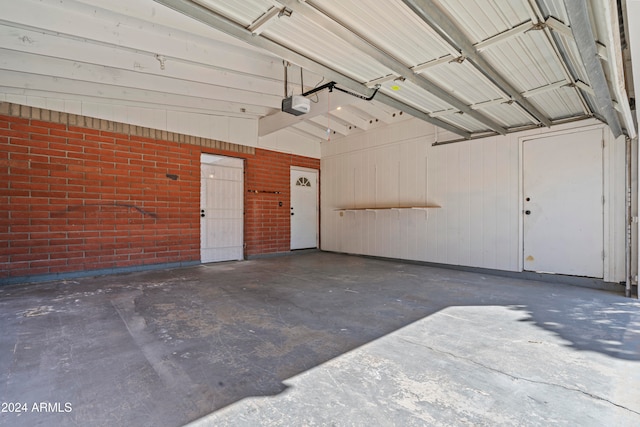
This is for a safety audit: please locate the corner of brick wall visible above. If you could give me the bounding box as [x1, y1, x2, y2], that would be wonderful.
[0, 102, 319, 281]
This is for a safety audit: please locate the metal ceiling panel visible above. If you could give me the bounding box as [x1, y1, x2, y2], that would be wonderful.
[437, 0, 532, 45]
[427, 60, 506, 105]
[309, 0, 454, 66]
[527, 86, 586, 120]
[3, 0, 632, 142]
[480, 102, 537, 128]
[193, 0, 275, 26]
[401, 0, 551, 127]
[438, 110, 492, 133]
[379, 80, 456, 115]
[264, 11, 393, 83]
[274, 0, 509, 134]
[481, 31, 567, 95]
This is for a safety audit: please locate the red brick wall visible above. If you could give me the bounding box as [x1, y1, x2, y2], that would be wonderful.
[245, 149, 320, 256]
[0, 113, 319, 282]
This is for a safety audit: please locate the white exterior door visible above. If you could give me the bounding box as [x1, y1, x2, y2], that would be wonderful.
[291, 168, 318, 250]
[200, 154, 244, 263]
[522, 129, 604, 278]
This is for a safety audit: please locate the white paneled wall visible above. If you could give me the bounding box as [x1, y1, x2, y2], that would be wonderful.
[321, 118, 627, 282]
[1, 92, 321, 158]
[258, 128, 321, 158]
[2, 92, 259, 146]
[0, 93, 316, 159]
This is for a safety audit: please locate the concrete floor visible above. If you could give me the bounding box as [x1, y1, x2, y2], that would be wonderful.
[1, 252, 639, 427]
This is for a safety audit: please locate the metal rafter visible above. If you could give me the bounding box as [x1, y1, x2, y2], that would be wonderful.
[400, 16, 575, 73]
[151, 0, 471, 138]
[247, 6, 282, 35]
[526, 0, 591, 117]
[475, 20, 534, 52]
[401, 0, 553, 128]
[564, 0, 623, 137]
[275, 0, 508, 135]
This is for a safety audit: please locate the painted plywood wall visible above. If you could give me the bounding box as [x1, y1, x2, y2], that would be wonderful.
[0, 93, 321, 159]
[321, 118, 627, 282]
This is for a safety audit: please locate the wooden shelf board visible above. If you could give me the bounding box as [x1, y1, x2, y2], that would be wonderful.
[335, 206, 440, 212]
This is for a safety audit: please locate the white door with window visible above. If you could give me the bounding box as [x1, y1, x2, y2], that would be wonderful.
[522, 129, 604, 278]
[290, 168, 318, 250]
[200, 154, 244, 263]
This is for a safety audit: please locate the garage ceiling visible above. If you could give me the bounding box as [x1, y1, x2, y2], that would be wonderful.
[0, 0, 635, 143]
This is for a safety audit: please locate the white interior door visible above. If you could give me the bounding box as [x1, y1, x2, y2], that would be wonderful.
[201, 154, 244, 263]
[291, 168, 318, 250]
[523, 129, 604, 278]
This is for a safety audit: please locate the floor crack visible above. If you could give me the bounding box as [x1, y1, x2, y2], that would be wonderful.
[398, 337, 640, 416]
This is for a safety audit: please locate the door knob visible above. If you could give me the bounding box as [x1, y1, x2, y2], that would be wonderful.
[291, 212, 294, 216]
[525, 210, 531, 215]
[201, 213, 205, 217]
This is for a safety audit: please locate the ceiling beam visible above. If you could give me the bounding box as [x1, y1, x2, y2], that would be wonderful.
[564, 0, 622, 137]
[0, 48, 283, 108]
[0, 9, 291, 84]
[525, 1, 591, 116]
[0, 70, 272, 116]
[330, 107, 375, 130]
[331, 106, 384, 130]
[309, 115, 350, 136]
[381, 17, 570, 75]
[545, 16, 573, 40]
[275, 0, 506, 135]
[411, 55, 454, 74]
[247, 6, 282, 35]
[599, 0, 635, 138]
[152, 0, 471, 139]
[0, 26, 285, 98]
[401, 0, 552, 128]
[292, 121, 331, 141]
[348, 101, 398, 124]
[258, 90, 355, 136]
[475, 20, 533, 51]
[8, 0, 308, 93]
[521, 81, 569, 98]
[366, 74, 399, 88]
